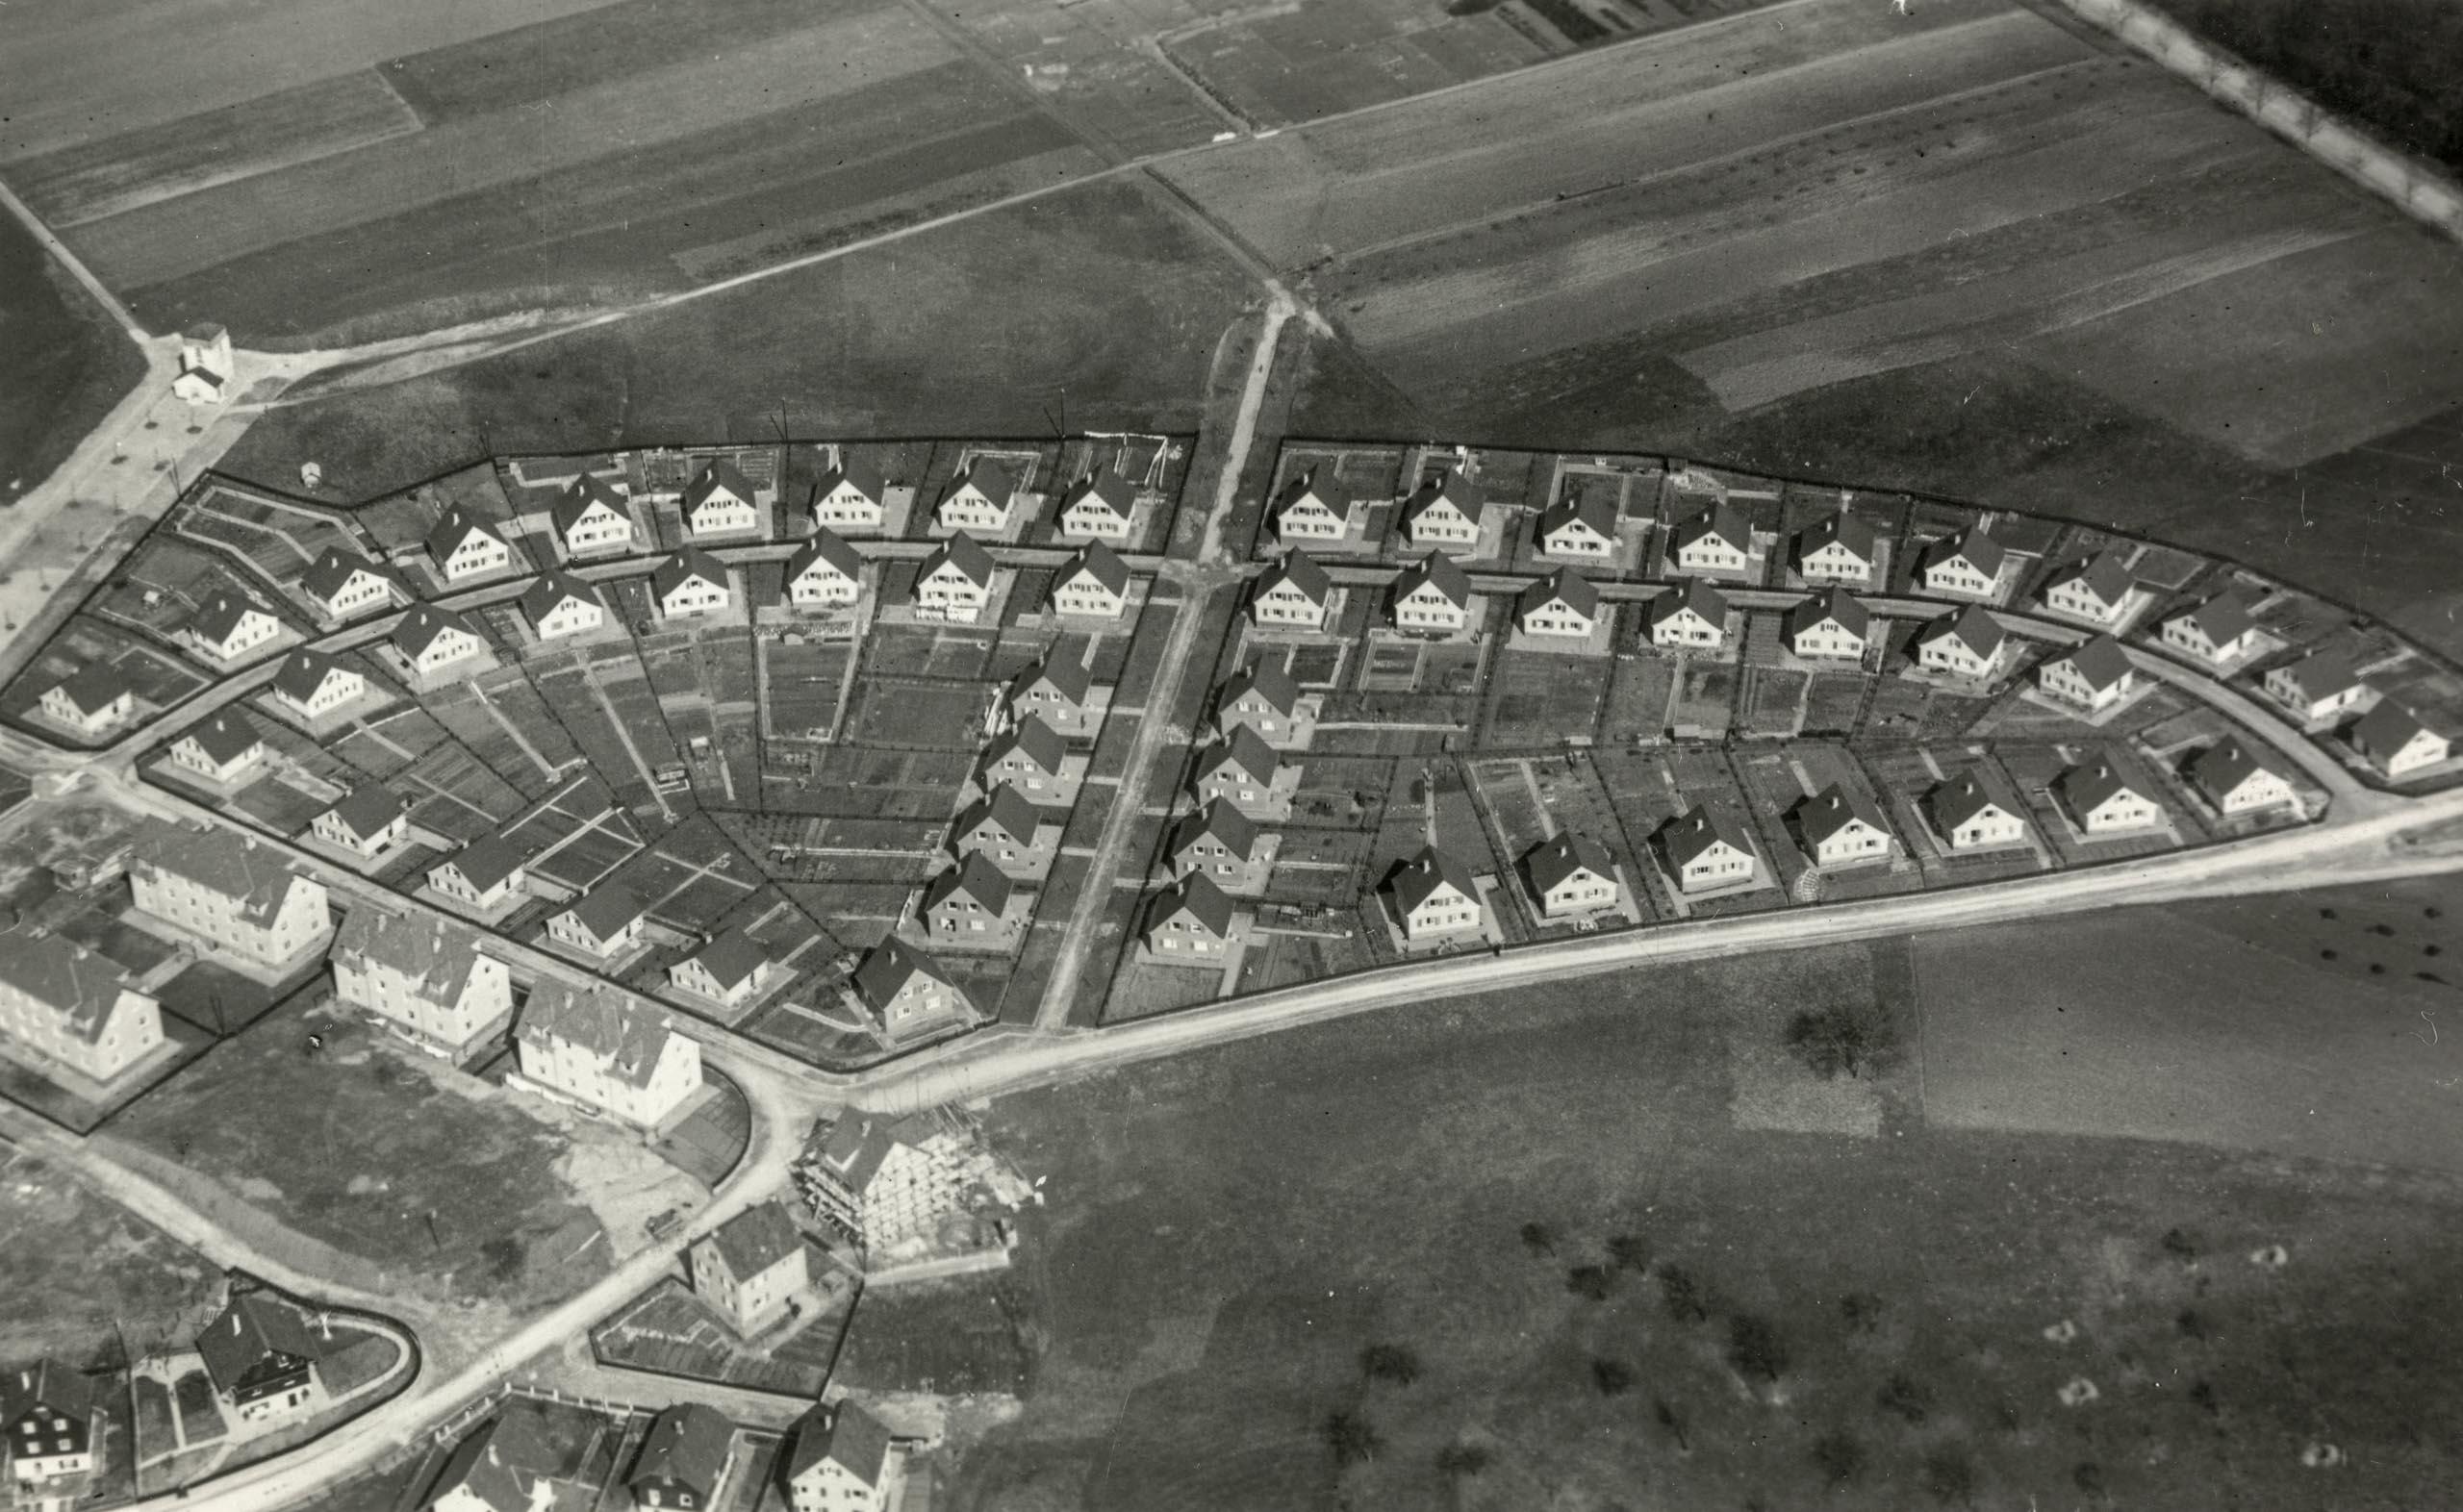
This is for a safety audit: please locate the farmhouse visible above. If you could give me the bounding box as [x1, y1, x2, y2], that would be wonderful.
[310, 784, 407, 858]
[671, 928, 773, 1010]
[1522, 832, 1620, 918]
[425, 508, 513, 583]
[2037, 634, 2138, 713]
[1793, 511, 1877, 586]
[1399, 468, 1486, 550]
[935, 458, 1018, 534]
[1648, 579, 1729, 650]
[851, 938, 971, 1042]
[2190, 736, 2296, 815]
[1515, 567, 1599, 640]
[922, 853, 1013, 940]
[2055, 760, 2163, 835]
[393, 605, 487, 675]
[4, 1360, 98, 1492]
[428, 837, 528, 912]
[1168, 798, 1262, 888]
[1786, 588, 1870, 662]
[130, 822, 332, 967]
[1057, 469, 1136, 540]
[197, 1293, 321, 1424]
[1214, 656, 1304, 742]
[1006, 653, 1092, 733]
[1659, 807, 1758, 893]
[168, 711, 266, 785]
[782, 1401, 895, 1512]
[1268, 471, 1354, 542]
[952, 785, 1049, 875]
[1388, 552, 1472, 634]
[978, 716, 1069, 796]
[652, 547, 731, 619]
[1192, 724, 1283, 816]
[1052, 539, 1131, 620]
[2350, 698, 2450, 777]
[270, 647, 366, 720]
[546, 887, 647, 960]
[2040, 547, 2136, 626]
[1914, 604, 2006, 679]
[812, 458, 889, 529]
[2160, 592, 2260, 667]
[1536, 486, 1617, 560]
[690, 1200, 808, 1336]
[1794, 784, 1893, 867]
[185, 592, 282, 663]
[1928, 773, 2028, 851]
[682, 458, 761, 539]
[1386, 845, 1486, 944]
[515, 981, 701, 1128]
[331, 909, 513, 1058]
[784, 528, 863, 608]
[1919, 525, 2006, 598]
[797, 1106, 982, 1249]
[421, 1399, 590, 1512]
[302, 546, 406, 621]
[2262, 650, 2366, 723]
[39, 665, 133, 736]
[627, 1403, 736, 1512]
[1251, 550, 1333, 630]
[915, 533, 996, 622]
[552, 474, 634, 556]
[1144, 871, 1236, 959]
[1669, 503, 1752, 575]
[0, 928, 164, 1087]
[520, 571, 607, 641]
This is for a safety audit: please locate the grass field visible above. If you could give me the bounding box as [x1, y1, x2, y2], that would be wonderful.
[0, 208, 144, 497]
[0, 1147, 221, 1368]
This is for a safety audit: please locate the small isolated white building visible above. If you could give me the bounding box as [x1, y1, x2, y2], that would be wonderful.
[2055, 759, 2163, 836]
[785, 528, 864, 608]
[915, 532, 996, 622]
[1919, 525, 2005, 598]
[1386, 844, 1485, 943]
[1522, 832, 1619, 918]
[1794, 784, 1892, 868]
[2350, 699, 2449, 778]
[1515, 567, 1599, 640]
[2190, 736, 2296, 815]
[1388, 552, 1471, 634]
[1659, 806, 1757, 892]
[1928, 772, 2027, 850]
[651, 547, 732, 619]
[1251, 550, 1333, 630]
[1648, 579, 1728, 650]
[2160, 592, 2260, 668]
[172, 323, 235, 405]
[1269, 471, 1354, 542]
[2037, 634, 2137, 714]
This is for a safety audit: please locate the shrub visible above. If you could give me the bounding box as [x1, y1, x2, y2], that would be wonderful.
[1360, 1344, 1421, 1386]
[1841, 1291, 1884, 1335]
[1785, 1002, 1899, 1080]
[1728, 1314, 1789, 1383]
[1660, 1265, 1706, 1322]
[1877, 1372, 1930, 1424]
[1607, 1234, 1652, 1273]
[1520, 1222, 1557, 1257]
[1566, 1264, 1614, 1301]
[1812, 1432, 1866, 1485]
[1435, 1442, 1491, 1478]
[1322, 1410, 1380, 1467]
[1591, 1357, 1635, 1397]
[1923, 1451, 1976, 1506]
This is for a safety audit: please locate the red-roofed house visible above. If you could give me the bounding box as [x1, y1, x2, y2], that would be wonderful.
[310, 785, 408, 859]
[515, 982, 701, 1128]
[1786, 589, 1869, 662]
[2190, 736, 2296, 815]
[1058, 469, 1136, 541]
[301, 547, 407, 621]
[915, 533, 995, 622]
[1250, 551, 1333, 630]
[2160, 593, 2260, 668]
[785, 529, 863, 609]
[2040, 547, 2135, 627]
[1269, 471, 1353, 543]
[627, 1403, 736, 1512]
[1051, 540, 1131, 620]
[671, 928, 773, 1010]
[951, 785, 1053, 878]
[428, 837, 527, 913]
[850, 939, 971, 1043]
[1648, 580, 1728, 650]
[393, 605, 487, 676]
[185, 592, 283, 664]
[1793, 511, 1877, 586]
[1536, 485, 1617, 560]
[1659, 807, 1757, 893]
[1928, 773, 2028, 850]
[1521, 832, 1619, 918]
[520, 571, 607, 641]
[1793, 784, 1893, 868]
[2262, 650, 2367, 724]
[1191, 725, 1284, 817]
[1914, 604, 2006, 680]
[652, 548, 732, 619]
[552, 475, 634, 557]
[1669, 504, 1751, 576]
[1399, 468, 1485, 551]
[271, 648, 367, 720]
[1918, 525, 2006, 598]
[1005, 653, 1094, 736]
[1143, 871, 1236, 960]
[2037, 635, 2138, 713]
[2055, 760, 2163, 836]
[683, 459, 762, 539]
[2350, 699, 2450, 777]
[426, 509, 513, 584]
[1388, 552, 1471, 634]
[1385, 845, 1485, 944]
[812, 458, 888, 530]
[4, 1359, 100, 1497]
[935, 459, 1019, 534]
[169, 711, 267, 785]
[691, 1200, 809, 1335]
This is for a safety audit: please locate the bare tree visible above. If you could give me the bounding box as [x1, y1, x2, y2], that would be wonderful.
[1435, 1442, 1491, 1479]
[1727, 1314, 1788, 1384]
[1607, 1234, 1652, 1273]
[1360, 1344, 1421, 1387]
[1877, 1372, 1930, 1424]
[1785, 1002, 1899, 1080]
[1660, 1265, 1706, 1323]
[1566, 1264, 1614, 1301]
[1923, 1451, 1976, 1506]
[1520, 1222, 1557, 1257]
[1590, 1357, 1635, 1397]
[1322, 1410, 1380, 1467]
[1653, 1397, 1689, 1452]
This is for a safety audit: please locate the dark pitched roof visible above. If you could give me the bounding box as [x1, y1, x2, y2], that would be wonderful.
[2045, 546, 2132, 606]
[1061, 469, 1135, 522]
[706, 1200, 802, 1278]
[683, 457, 756, 513]
[851, 937, 952, 1012]
[520, 570, 603, 622]
[1400, 467, 1486, 527]
[50, 662, 128, 716]
[1795, 784, 1890, 846]
[302, 545, 402, 604]
[425, 506, 507, 564]
[1199, 723, 1278, 786]
[1170, 797, 1258, 863]
[1788, 587, 1870, 641]
[1661, 805, 1756, 868]
[1516, 567, 1599, 620]
[1256, 549, 1332, 605]
[1392, 551, 1471, 609]
[1649, 578, 1729, 627]
[1007, 653, 1092, 707]
[425, 1401, 578, 1512]
[921, 531, 996, 588]
[2056, 759, 2144, 817]
[1926, 524, 2006, 580]
[181, 710, 262, 765]
[190, 591, 272, 645]
[628, 1403, 734, 1501]
[1523, 831, 1614, 894]
[394, 604, 481, 658]
[2352, 697, 2434, 756]
[517, 981, 675, 1089]
[956, 783, 1042, 847]
[2191, 735, 2282, 798]
[443, 834, 527, 891]
[1537, 486, 1616, 542]
[2052, 634, 2134, 692]
[134, 820, 298, 916]
[813, 456, 886, 503]
[686, 927, 769, 991]
[1, 1360, 96, 1428]
[560, 885, 644, 942]
[1919, 603, 2005, 659]
[271, 647, 354, 705]
[800, 1109, 946, 1196]
[1929, 771, 2008, 830]
[943, 457, 1018, 508]
[0, 931, 140, 1046]
[2171, 591, 2256, 645]
[1219, 655, 1299, 716]
[784, 1401, 893, 1489]
[650, 546, 727, 599]
[786, 527, 862, 584]
[1151, 870, 1235, 936]
[1059, 539, 1131, 597]
[1672, 502, 1750, 555]
[196, 1293, 320, 1397]
[2273, 648, 2359, 701]
[925, 851, 1014, 916]
[985, 715, 1066, 777]
[324, 784, 404, 841]
[1388, 844, 1480, 914]
[333, 908, 486, 1007]
[1795, 510, 1877, 563]
[551, 473, 628, 534]
[1271, 469, 1353, 518]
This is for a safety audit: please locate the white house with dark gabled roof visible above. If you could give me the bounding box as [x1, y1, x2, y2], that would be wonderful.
[1919, 525, 2006, 599]
[1928, 772, 2027, 850]
[331, 908, 512, 1057]
[1387, 844, 1485, 943]
[782, 1401, 895, 1512]
[851, 938, 970, 1042]
[1168, 798, 1262, 890]
[3, 1359, 101, 1494]
[2160, 592, 2261, 668]
[952, 784, 1050, 876]
[671, 927, 773, 1011]
[1648, 579, 1729, 650]
[1251, 550, 1333, 630]
[2263, 649, 2367, 724]
[516, 980, 700, 1128]
[812, 457, 888, 530]
[302, 546, 406, 622]
[682, 458, 761, 539]
[1389, 551, 1472, 634]
[270, 648, 366, 720]
[627, 1403, 735, 1512]
[186, 592, 283, 664]
[1915, 604, 2006, 679]
[1536, 487, 1617, 560]
[130, 820, 331, 967]
[426, 508, 512, 584]
[1399, 468, 1486, 551]
[552, 474, 633, 557]
[1522, 832, 1619, 918]
[1192, 724, 1283, 816]
[1787, 588, 1869, 662]
[1052, 539, 1130, 620]
[2041, 547, 2135, 626]
[690, 1199, 807, 1335]
[1515, 567, 1599, 640]
[1214, 656, 1305, 743]
[2055, 759, 2162, 835]
[1269, 471, 1353, 542]
[1660, 806, 1757, 892]
[785, 527, 863, 608]
[1058, 469, 1136, 541]
[1670, 504, 1752, 575]
[1794, 784, 1893, 867]
[2038, 634, 2137, 713]
[0, 928, 164, 1087]
[38, 665, 132, 737]
[1005, 653, 1093, 734]
[310, 785, 407, 859]
[916, 533, 995, 622]
[2190, 736, 2296, 815]
[393, 605, 486, 676]
[1794, 511, 1876, 586]
[979, 715, 1070, 797]
[546, 887, 647, 960]
[170, 711, 266, 784]
[1144, 871, 1236, 961]
[2350, 699, 2449, 777]
[428, 836, 527, 912]
[652, 547, 732, 619]
[520, 571, 606, 640]
[935, 458, 1018, 534]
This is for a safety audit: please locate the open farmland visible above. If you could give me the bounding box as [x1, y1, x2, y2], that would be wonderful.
[0, 208, 144, 496]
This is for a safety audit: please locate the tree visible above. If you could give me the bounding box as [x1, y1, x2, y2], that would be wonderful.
[1653, 1397, 1689, 1452]
[2160, 1226, 2199, 1263]
[1360, 1344, 1421, 1387]
[1785, 1002, 1899, 1080]
[1322, 1411, 1380, 1467]
[1876, 1372, 1930, 1424]
[1591, 1357, 1635, 1397]
[1840, 1291, 1884, 1335]
[1727, 1314, 1789, 1384]
[1659, 1265, 1706, 1323]
[1520, 1222, 1557, 1257]
[1435, 1442, 1491, 1479]
[1607, 1234, 1652, 1273]
[1811, 1432, 1866, 1486]
[1923, 1451, 1976, 1506]
[1566, 1264, 1614, 1301]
